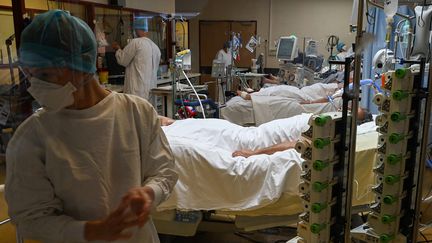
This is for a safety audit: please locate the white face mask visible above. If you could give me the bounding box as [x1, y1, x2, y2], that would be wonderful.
[28, 77, 77, 112]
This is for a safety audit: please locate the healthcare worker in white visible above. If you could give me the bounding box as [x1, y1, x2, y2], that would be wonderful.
[5, 10, 177, 243]
[215, 41, 232, 68]
[113, 17, 161, 102]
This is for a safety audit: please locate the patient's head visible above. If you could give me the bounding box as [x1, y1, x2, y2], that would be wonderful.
[357, 107, 373, 125]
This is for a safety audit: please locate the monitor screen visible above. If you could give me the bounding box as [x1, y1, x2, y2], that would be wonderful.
[277, 36, 297, 61]
[105, 52, 125, 76]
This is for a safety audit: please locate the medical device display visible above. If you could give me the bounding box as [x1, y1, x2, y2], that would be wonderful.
[351, 67, 430, 242]
[411, 6, 432, 60]
[289, 111, 351, 243]
[171, 50, 209, 119]
[278, 63, 315, 88]
[211, 60, 226, 78]
[276, 36, 298, 61]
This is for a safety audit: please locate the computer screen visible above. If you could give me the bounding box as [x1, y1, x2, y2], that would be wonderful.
[276, 36, 298, 61]
[105, 52, 125, 76]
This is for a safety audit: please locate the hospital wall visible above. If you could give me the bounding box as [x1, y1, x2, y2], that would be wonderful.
[188, 0, 355, 71]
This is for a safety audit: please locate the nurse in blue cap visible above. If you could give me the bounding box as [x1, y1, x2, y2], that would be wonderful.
[112, 17, 161, 103]
[5, 10, 177, 243]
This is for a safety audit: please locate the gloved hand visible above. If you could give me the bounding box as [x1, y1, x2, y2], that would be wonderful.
[122, 186, 154, 227]
[348, 79, 374, 89]
[84, 186, 155, 241]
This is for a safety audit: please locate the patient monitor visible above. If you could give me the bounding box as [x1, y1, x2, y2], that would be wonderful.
[276, 36, 298, 61]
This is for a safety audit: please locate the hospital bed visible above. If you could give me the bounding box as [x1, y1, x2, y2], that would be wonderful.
[221, 95, 342, 126]
[153, 120, 378, 236]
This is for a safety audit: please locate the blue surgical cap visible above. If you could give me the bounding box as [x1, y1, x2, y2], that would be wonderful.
[20, 10, 97, 74]
[336, 42, 346, 52]
[133, 17, 149, 32]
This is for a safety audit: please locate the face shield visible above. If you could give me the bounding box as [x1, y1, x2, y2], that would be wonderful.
[19, 10, 97, 75]
[19, 10, 97, 111]
[133, 17, 149, 32]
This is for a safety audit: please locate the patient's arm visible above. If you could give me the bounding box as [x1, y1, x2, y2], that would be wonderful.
[236, 90, 252, 100]
[159, 116, 175, 126]
[232, 141, 297, 158]
[262, 77, 280, 85]
[261, 74, 281, 85]
[300, 97, 329, 105]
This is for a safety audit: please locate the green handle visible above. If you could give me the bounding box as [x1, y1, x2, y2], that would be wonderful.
[390, 112, 407, 122]
[312, 181, 329, 192]
[392, 90, 409, 101]
[381, 214, 396, 224]
[389, 133, 405, 144]
[383, 195, 398, 205]
[387, 154, 402, 165]
[380, 234, 395, 243]
[311, 203, 327, 213]
[313, 138, 331, 149]
[395, 68, 407, 79]
[385, 175, 401, 185]
[310, 223, 326, 234]
[314, 115, 331, 126]
[313, 160, 329, 171]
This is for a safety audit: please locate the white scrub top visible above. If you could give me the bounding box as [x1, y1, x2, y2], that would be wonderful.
[5, 92, 177, 243]
[215, 49, 232, 68]
[116, 37, 161, 100]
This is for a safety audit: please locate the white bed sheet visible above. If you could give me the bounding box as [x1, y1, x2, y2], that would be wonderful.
[221, 96, 255, 126]
[159, 138, 303, 211]
[221, 96, 342, 126]
[159, 115, 378, 212]
[252, 96, 342, 126]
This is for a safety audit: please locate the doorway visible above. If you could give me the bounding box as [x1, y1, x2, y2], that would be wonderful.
[199, 20, 257, 75]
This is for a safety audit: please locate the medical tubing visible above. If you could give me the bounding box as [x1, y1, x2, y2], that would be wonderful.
[348, 79, 382, 93]
[181, 69, 206, 119]
[327, 95, 338, 110]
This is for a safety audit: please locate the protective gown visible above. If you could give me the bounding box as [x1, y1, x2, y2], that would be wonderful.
[215, 49, 232, 68]
[5, 92, 177, 243]
[116, 37, 161, 100]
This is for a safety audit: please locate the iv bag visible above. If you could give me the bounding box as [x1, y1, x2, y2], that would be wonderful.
[384, 0, 398, 18]
[399, 21, 410, 55]
[351, 0, 359, 27]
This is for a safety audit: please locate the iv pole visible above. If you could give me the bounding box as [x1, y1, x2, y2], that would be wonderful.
[344, 0, 364, 241]
[6, 34, 16, 86]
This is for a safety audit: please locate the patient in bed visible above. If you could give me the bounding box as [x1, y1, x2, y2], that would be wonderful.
[236, 82, 343, 103]
[222, 83, 344, 126]
[158, 113, 312, 211]
[157, 110, 372, 211]
[160, 107, 371, 158]
[231, 108, 371, 158]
